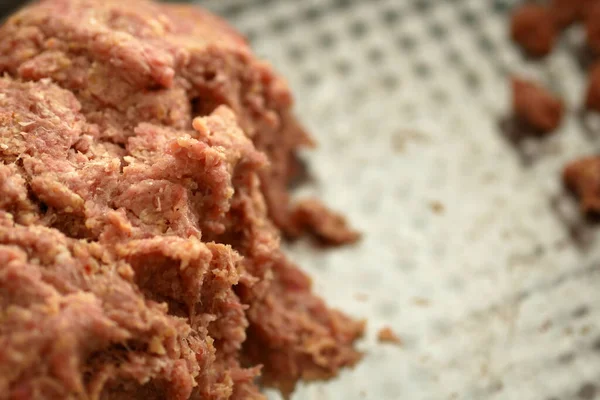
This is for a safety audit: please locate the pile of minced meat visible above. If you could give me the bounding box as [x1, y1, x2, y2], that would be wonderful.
[0, 1, 364, 399]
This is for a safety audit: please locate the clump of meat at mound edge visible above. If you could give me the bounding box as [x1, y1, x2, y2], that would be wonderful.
[0, 1, 364, 399]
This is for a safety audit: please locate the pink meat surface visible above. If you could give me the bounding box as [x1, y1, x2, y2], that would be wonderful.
[0, 1, 363, 399]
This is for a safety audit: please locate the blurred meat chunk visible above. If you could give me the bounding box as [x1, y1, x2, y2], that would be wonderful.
[564, 156, 600, 214]
[511, 4, 557, 57]
[512, 77, 564, 133]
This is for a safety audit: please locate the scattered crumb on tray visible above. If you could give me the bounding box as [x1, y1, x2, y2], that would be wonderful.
[509, 1, 600, 218]
[563, 156, 600, 215]
[511, 77, 564, 134]
[377, 327, 403, 346]
[510, 4, 557, 57]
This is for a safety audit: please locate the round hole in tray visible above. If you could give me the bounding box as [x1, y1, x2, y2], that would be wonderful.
[397, 35, 417, 52]
[478, 35, 496, 54]
[287, 44, 306, 62]
[447, 49, 463, 65]
[429, 23, 447, 40]
[460, 10, 479, 26]
[349, 19, 368, 39]
[382, 8, 401, 25]
[381, 74, 400, 91]
[492, 0, 511, 14]
[368, 47, 385, 64]
[318, 31, 336, 49]
[303, 71, 321, 87]
[415, 0, 432, 13]
[303, 6, 323, 22]
[270, 17, 290, 34]
[415, 62, 431, 78]
[335, 59, 352, 76]
[332, 0, 353, 11]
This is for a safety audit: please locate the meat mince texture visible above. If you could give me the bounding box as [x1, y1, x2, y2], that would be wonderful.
[0, 1, 364, 399]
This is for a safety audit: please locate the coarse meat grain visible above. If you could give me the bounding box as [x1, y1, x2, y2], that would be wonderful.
[0, 0, 356, 243]
[0, 1, 364, 399]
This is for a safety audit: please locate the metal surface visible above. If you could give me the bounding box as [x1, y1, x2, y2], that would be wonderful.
[198, 0, 600, 399]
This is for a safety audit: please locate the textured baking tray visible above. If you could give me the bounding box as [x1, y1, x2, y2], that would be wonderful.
[197, 0, 600, 399]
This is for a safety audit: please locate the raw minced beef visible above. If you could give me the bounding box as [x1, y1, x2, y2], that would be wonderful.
[0, 1, 364, 399]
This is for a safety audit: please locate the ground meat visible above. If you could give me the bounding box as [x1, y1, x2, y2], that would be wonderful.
[0, 1, 364, 399]
[0, 0, 348, 241]
[512, 77, 564, 134]
[288, 199, 361, 246]
[564, 157, 600, 214]
[511, 4, 557, 57]
[0, 216, 207, 400]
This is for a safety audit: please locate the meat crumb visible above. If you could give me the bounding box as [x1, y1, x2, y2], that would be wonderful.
[563, 156, 600, 214]
[377, 327, 403, 346]
[509, 1, 600, 218]
[288, 198, 361, 246]
[512, 77, 564, 134]
[511, 4, 557, 57]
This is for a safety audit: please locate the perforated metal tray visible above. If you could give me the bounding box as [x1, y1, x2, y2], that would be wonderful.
[194, 0, 600, 399]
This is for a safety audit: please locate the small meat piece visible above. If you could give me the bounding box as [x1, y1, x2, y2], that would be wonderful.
[564, 156, 600, 214]
[511, 4, 557, 57]
[377, 327, 403, 346]
[512, 78, 564, 133]
[288, 199, 361, 246]
[586, 2, 600, 53]
[585, 63, 600, 111]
